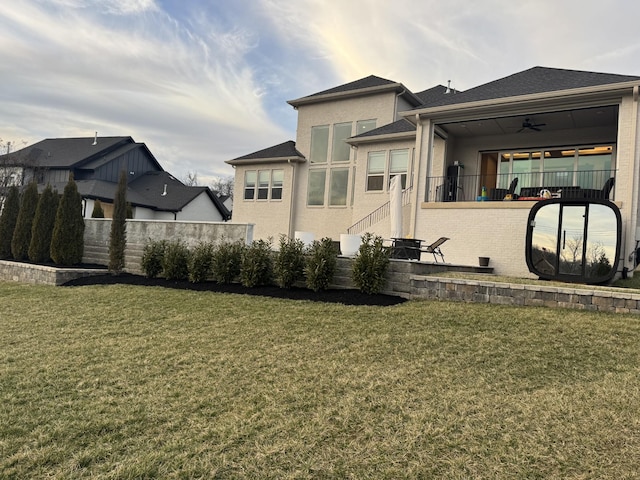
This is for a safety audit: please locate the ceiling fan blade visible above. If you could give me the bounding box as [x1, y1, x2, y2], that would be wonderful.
[531, 127, 541, 132]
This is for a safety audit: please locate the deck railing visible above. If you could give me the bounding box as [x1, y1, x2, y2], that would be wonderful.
[425, 170, 616, 202]
[347, 186, 413, 234]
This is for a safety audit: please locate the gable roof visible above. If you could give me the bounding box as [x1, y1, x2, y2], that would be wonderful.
[128, 171, 230, 218]
[2, 136, 137, 168]
[288, 75, 423, 108]
[417, 66, 640, 109]
[226, 140, 305, 165]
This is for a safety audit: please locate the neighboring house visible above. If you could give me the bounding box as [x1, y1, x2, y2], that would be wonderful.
[0, 136, 231, 221]
[228, 67, 640, 278]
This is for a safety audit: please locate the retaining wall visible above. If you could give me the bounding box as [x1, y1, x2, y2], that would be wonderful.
[83, 219, 253, 275]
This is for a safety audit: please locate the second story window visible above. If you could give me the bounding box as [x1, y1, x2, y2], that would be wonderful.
[257, 170, 270, 199]
[356, 119, 376, 135]
[310, 125, 329, 163]
[271, 170, 283, 200]
[332, 122, 352, 163]
[390, 149, 409, 188]
[367, 151, 385, 191]
[244, 171, 256, 200]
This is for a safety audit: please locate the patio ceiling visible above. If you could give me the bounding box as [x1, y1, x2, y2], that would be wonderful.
[439, 105, 618, 137]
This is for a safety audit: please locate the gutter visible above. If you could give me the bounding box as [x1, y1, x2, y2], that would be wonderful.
[402, 81, 640, 121]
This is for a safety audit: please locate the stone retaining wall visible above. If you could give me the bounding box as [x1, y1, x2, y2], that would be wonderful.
[83, 219, 253, 275]
[408, 275, 640, 314]
[0, 261, 107, 286]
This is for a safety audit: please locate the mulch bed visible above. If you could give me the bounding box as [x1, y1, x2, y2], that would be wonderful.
[62, 273, 406, 306]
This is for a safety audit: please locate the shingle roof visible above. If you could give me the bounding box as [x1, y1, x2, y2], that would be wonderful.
[304, 75, 398, 98]
[418, 66, 640, 108]
[2, 136, 134, 168]
[288, 75, 423, 107]
[352, 119, 416, 139]
[415, 85, 449, 105]
[229, 140, 304, 162]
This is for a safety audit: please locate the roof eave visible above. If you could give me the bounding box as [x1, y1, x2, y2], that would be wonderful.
[288, 83, 415, 108]
[225, 156, 306, 166]
[347, 131, 417, 146]
[404, 81, 640, 119]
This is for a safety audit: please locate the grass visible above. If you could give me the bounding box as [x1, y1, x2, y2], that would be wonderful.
[1, 282, 640, 478]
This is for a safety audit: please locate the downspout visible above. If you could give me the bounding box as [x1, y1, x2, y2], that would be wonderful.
[628, 85, 640, 272]
[394, 89, 406, 120]
[287, 159, 297, 238]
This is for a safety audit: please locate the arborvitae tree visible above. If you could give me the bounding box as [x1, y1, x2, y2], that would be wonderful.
[91, 199, 105, 218]
[11, 180, 39, 261]
[50, 174, 85, 265]
[109, 171, 127, 273]
[0, 185, 20, 259]
[28, 185, 59, 263]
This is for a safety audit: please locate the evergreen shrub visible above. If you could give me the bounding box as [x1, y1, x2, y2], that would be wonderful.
[351, 232, 390, 294]
[162, 240, 190, 281]
[28, 185, 59, 263]
[240, 239, 273, 287]
[274, 234, 306, 288]
[0, 185, 20, 259]
[188, 241, 214, 283]
[50, 175, 84, 266]
[11, 180, 38, 261]
[141, 239, 167, 278]
[305, 237, 337, 292]
[211, 240, 245, 284]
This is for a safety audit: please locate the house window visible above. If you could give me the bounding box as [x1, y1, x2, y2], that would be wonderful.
[271, 169, 283, 200]
[307, 169, 326, 205]
[495, 145, 613, 192]
[244, 170, 256, 200]
[310, 125, 329, 163]
[389, 149, 409, 188]
[332, 122, 352, 163]
[356, 119, 376, 135]
[367, 151, 385, 191]
[257, 171, 270, 200]
[329, 168, 349, 206]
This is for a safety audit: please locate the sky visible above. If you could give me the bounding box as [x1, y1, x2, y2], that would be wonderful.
[2, 0, 640, 186]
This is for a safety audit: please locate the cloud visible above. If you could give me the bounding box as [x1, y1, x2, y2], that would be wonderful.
[0, 1, 290, 181]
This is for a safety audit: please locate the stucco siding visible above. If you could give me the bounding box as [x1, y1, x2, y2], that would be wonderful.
[414, 203, 536, 278]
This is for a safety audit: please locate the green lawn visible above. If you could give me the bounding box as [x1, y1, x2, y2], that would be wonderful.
[1, 282, 640, 479]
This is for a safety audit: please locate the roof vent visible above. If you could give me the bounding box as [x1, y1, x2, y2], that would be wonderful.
[161, 184, 167, 196]
[445, 80, 451, 94]
[92, 132, 98, 146]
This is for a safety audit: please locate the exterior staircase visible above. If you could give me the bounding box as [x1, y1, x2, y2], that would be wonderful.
[347, 187, 413, 234]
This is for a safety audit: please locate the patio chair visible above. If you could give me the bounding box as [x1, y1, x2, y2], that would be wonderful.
[420, 237, 450, 262]
[489, 177, 518, 201]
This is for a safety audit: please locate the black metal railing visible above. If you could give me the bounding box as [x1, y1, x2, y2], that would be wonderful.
[425, 170, 616, 202]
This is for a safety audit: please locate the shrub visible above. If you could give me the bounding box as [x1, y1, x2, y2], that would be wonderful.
[50, 174, 85, 266]
[0, 185, 20, 259]
[352, 232, 390, 294]
[274, 235, 306, 288]
[162, 240, 190, 281]
[91, 199, 105, 218]
[211, 240, 245, 284]
[141, 239, 167, 278]
[109, 171, 127, 274]
[188, 242, 214, 283]
[11, 180, 38, 261]
[28, 185, 59, 263]
[240, 239, 273, 287]
[305, 237, 337, 292]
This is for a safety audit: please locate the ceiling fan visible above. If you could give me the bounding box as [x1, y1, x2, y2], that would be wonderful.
[518, 117, 546, 132]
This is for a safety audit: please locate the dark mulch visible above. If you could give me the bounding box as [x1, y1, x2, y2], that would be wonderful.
[62, 273, 406, 306]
